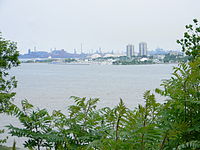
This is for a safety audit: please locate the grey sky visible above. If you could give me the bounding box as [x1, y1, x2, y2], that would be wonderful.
[0, 0, 199, 54]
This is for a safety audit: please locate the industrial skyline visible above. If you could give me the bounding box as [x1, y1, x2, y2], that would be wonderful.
[20, 41, 178, 56]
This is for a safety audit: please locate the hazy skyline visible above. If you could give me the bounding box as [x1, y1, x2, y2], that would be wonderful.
[0, 0, 200, 54]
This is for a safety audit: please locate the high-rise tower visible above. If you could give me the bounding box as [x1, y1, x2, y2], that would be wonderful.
[139, 42, 147, 57]
[126, 44, 134, 58]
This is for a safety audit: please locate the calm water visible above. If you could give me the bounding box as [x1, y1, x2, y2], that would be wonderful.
[0, 63, 175, 148]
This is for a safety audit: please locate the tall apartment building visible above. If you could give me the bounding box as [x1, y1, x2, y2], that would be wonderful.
[126, 44, 134, 58]
[139, 42, 147, 57]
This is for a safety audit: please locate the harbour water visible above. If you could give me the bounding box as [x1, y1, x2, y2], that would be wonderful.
[0, 63, 175, 148]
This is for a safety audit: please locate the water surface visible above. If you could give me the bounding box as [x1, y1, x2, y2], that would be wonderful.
[1, 63, 175, 148]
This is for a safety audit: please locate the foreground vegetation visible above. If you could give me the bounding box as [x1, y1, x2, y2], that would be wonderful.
[0, 19, 200, 150]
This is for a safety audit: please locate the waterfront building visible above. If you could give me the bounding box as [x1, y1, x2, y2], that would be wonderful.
[126, 44, 134, 58]
[139, 42, 147, 57]
[28, 49, 31, 54]
[90, 54, 102, 59]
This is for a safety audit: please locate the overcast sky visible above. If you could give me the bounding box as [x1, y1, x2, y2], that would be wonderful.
[0, 0, 200, 54]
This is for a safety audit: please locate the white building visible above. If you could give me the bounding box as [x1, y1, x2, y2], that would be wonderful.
[126, 44, 134, 58]
[90, 54, 102, 59]
[139, 42, 147, 57]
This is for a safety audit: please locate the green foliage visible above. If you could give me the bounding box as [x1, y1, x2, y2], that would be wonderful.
[0, 32, 20, 114]
[156, 19, 200, 149]
[0, 32, 20, 144]
[0, 129, 8, 144]
[7, 100, 57, 150]
[64, 58, 77, 63]
[7, 95, 163, 150]
[122, 91, 162, 150]
[155, 57, 200, 150]
[0, 145, 13, 150]
[177, 141, 200, 150]
[113, 58, 155, 65]
[163, 53, 188, 63]
[177, 19, 200, 60]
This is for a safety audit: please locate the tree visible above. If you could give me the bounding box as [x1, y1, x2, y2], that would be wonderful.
[7, 100, 56, 150]
[156, 19, 200, 149]
[0, 32, 20, 144]
[177, 19, 200, 60]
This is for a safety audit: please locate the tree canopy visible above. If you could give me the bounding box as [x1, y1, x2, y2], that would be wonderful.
[0, 32, 20, 144]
